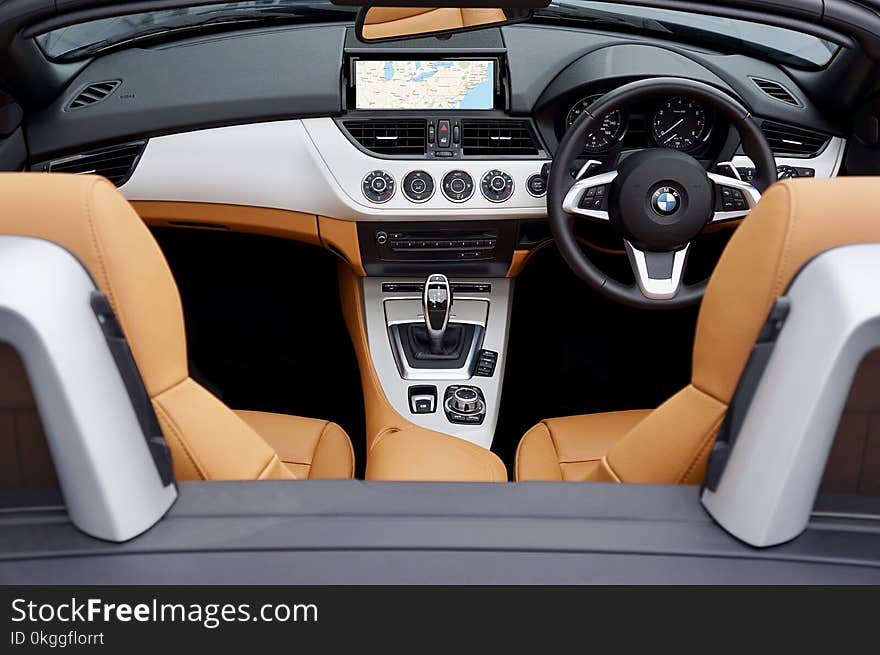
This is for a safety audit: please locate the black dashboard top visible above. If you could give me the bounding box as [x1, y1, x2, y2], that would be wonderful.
[26, 21, 841, 161]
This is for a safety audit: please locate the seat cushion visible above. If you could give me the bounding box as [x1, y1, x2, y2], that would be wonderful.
[515, 410, 651, 482]
[234, 410, 355, 479]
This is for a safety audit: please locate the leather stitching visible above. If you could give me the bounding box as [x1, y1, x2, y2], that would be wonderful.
[313, 421, 355, 479]
[154, 396, 206, 480]
[678, 415, 724, 484]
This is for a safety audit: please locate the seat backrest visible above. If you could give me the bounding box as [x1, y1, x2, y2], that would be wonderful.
[592, 178, 880, 484]
[0, 173, 293, 480]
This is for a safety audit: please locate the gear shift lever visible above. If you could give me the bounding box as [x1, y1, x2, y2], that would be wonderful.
[423, 274, 452, 354]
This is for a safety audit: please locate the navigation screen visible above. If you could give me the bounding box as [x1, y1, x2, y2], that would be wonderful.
[354, 60, 495, 110]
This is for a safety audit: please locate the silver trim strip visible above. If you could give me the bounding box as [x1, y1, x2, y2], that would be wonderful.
[624, 241, 690, 301]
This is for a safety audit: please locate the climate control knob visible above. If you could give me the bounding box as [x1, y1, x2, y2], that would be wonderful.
[442, 170, 475, 203]
[402, 170, 435, 203]
[481, 169, 514, 203]
[362, 170, 395, 203]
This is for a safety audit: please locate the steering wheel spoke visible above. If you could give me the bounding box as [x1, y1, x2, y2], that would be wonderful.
[561, 170, 618, 221]
[707, 172, 762, 223]
[624, 241, 691, 301]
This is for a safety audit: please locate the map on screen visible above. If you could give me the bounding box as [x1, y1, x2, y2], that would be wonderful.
[355, 60, 495, 110]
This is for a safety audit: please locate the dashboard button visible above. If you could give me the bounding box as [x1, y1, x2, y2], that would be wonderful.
[362, 170, 395, 204]
[402, 170, 435, 203]
[527, 173, 547, 197]
[480, 169, 514, 203]
[437, 120, 451, 148]
[442, 170, 475, 203]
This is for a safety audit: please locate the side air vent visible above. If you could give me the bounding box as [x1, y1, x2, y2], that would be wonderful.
[66, 81, 121, 111]
[750, 77, 801, 107]
[343, 120, 427, 155]
[460, 120, 540, 156]
[40, 141, 147, 187]
[760, 121, 831, 158]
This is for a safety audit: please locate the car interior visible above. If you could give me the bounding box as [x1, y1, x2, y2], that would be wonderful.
[1, 0, 879, 503]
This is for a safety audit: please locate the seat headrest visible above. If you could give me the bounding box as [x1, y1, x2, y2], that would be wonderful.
[694, 177, 880, 403]
[0, 173, 187, 396]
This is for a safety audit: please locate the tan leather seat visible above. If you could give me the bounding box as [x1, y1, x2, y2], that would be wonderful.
[517, 178, 880, 484]
[0, 173, 354, 481]
[361, 7, 507, 41]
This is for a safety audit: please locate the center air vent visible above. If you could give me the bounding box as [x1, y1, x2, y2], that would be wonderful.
[750, 77, 801, 107]
[760, 121, 831, 158]
[460, 120, 539, 156]
[36, 141, 147, 187]
[343, 120, 427, 155]
[66, 81, 121, 111]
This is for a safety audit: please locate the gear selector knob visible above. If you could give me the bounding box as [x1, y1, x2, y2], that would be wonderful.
[423, 273, 452, 354]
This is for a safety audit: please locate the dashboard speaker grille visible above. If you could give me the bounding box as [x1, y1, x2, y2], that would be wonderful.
[460, 120, 539, 156]
[42, 141, 147, 187]
[750, 77, 801, 107]
[761, 121, 831, 158]
[66, 81, 121, 111]
[342, 120, 427, 155]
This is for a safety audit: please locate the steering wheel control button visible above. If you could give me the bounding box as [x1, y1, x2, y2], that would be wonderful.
[579, 184, 609, 211]
[402, 170, 435, 203]
[474, 349, 499, 377]
[444, 385, 486, 425]
[716, 185, 749, 211]
[481, 170, 514, 203]
[442, 170, 475, 202]
[362, 170, 395, 204]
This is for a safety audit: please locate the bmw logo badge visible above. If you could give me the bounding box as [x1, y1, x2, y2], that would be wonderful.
[652, 187, 681, 216]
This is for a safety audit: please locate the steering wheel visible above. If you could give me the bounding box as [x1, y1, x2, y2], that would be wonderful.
[548, 77, 777, 309]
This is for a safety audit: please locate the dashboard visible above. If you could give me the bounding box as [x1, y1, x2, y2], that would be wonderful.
[26, 21, 848, 277]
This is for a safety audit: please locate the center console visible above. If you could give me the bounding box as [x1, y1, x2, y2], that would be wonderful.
[361, 273, 512, 449]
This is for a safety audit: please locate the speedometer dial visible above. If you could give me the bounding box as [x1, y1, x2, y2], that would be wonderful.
[651, 97, 708, 151]
[566, 94, 626, 152]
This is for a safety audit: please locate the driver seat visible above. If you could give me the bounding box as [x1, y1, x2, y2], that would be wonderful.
[0, 173, 354, 482]
[516, 178, 880, 483]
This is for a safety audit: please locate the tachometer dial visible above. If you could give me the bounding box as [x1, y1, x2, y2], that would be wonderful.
[566, 94, 626, 152]
[651, 97, 708, 151]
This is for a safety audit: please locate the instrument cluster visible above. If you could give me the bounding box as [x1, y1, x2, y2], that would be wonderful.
[562, 92, 717, 155]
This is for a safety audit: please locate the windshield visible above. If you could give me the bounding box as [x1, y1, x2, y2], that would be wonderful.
[36, 1, 358, 60]
[36, 0, 839, 67]
[537, 1, 839, 68]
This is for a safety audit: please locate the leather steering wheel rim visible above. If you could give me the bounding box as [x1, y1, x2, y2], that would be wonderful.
[548, 77, 777, 310]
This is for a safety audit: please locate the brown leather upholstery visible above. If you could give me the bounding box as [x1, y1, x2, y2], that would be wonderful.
[517, 178, 880, 484]
[367, 426, 508, 482]
[0, 173, 354, 481]
[361, 7, 507, 40]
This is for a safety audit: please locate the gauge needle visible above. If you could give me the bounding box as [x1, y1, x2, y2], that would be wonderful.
[660, 119, 684, 137]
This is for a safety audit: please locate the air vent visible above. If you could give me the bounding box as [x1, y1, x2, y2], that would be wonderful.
[751, 77, 801, 107]
[760, 121, 831, 158]
[66, 81, 121, 111]
[461, 120, 539, 156]
[343, 120, 427, 155]
[42, 141, 147, 187]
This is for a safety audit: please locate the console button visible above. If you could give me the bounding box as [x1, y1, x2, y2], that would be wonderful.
[527, 173, 547, 197]
[481, 170, 514, 203]
[444, 385, 486, 425]
[402, 170, 435, 203]
[362, 170, 395, 203]
[437, 120, 452, 148]
[442, 170, 475, 202]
